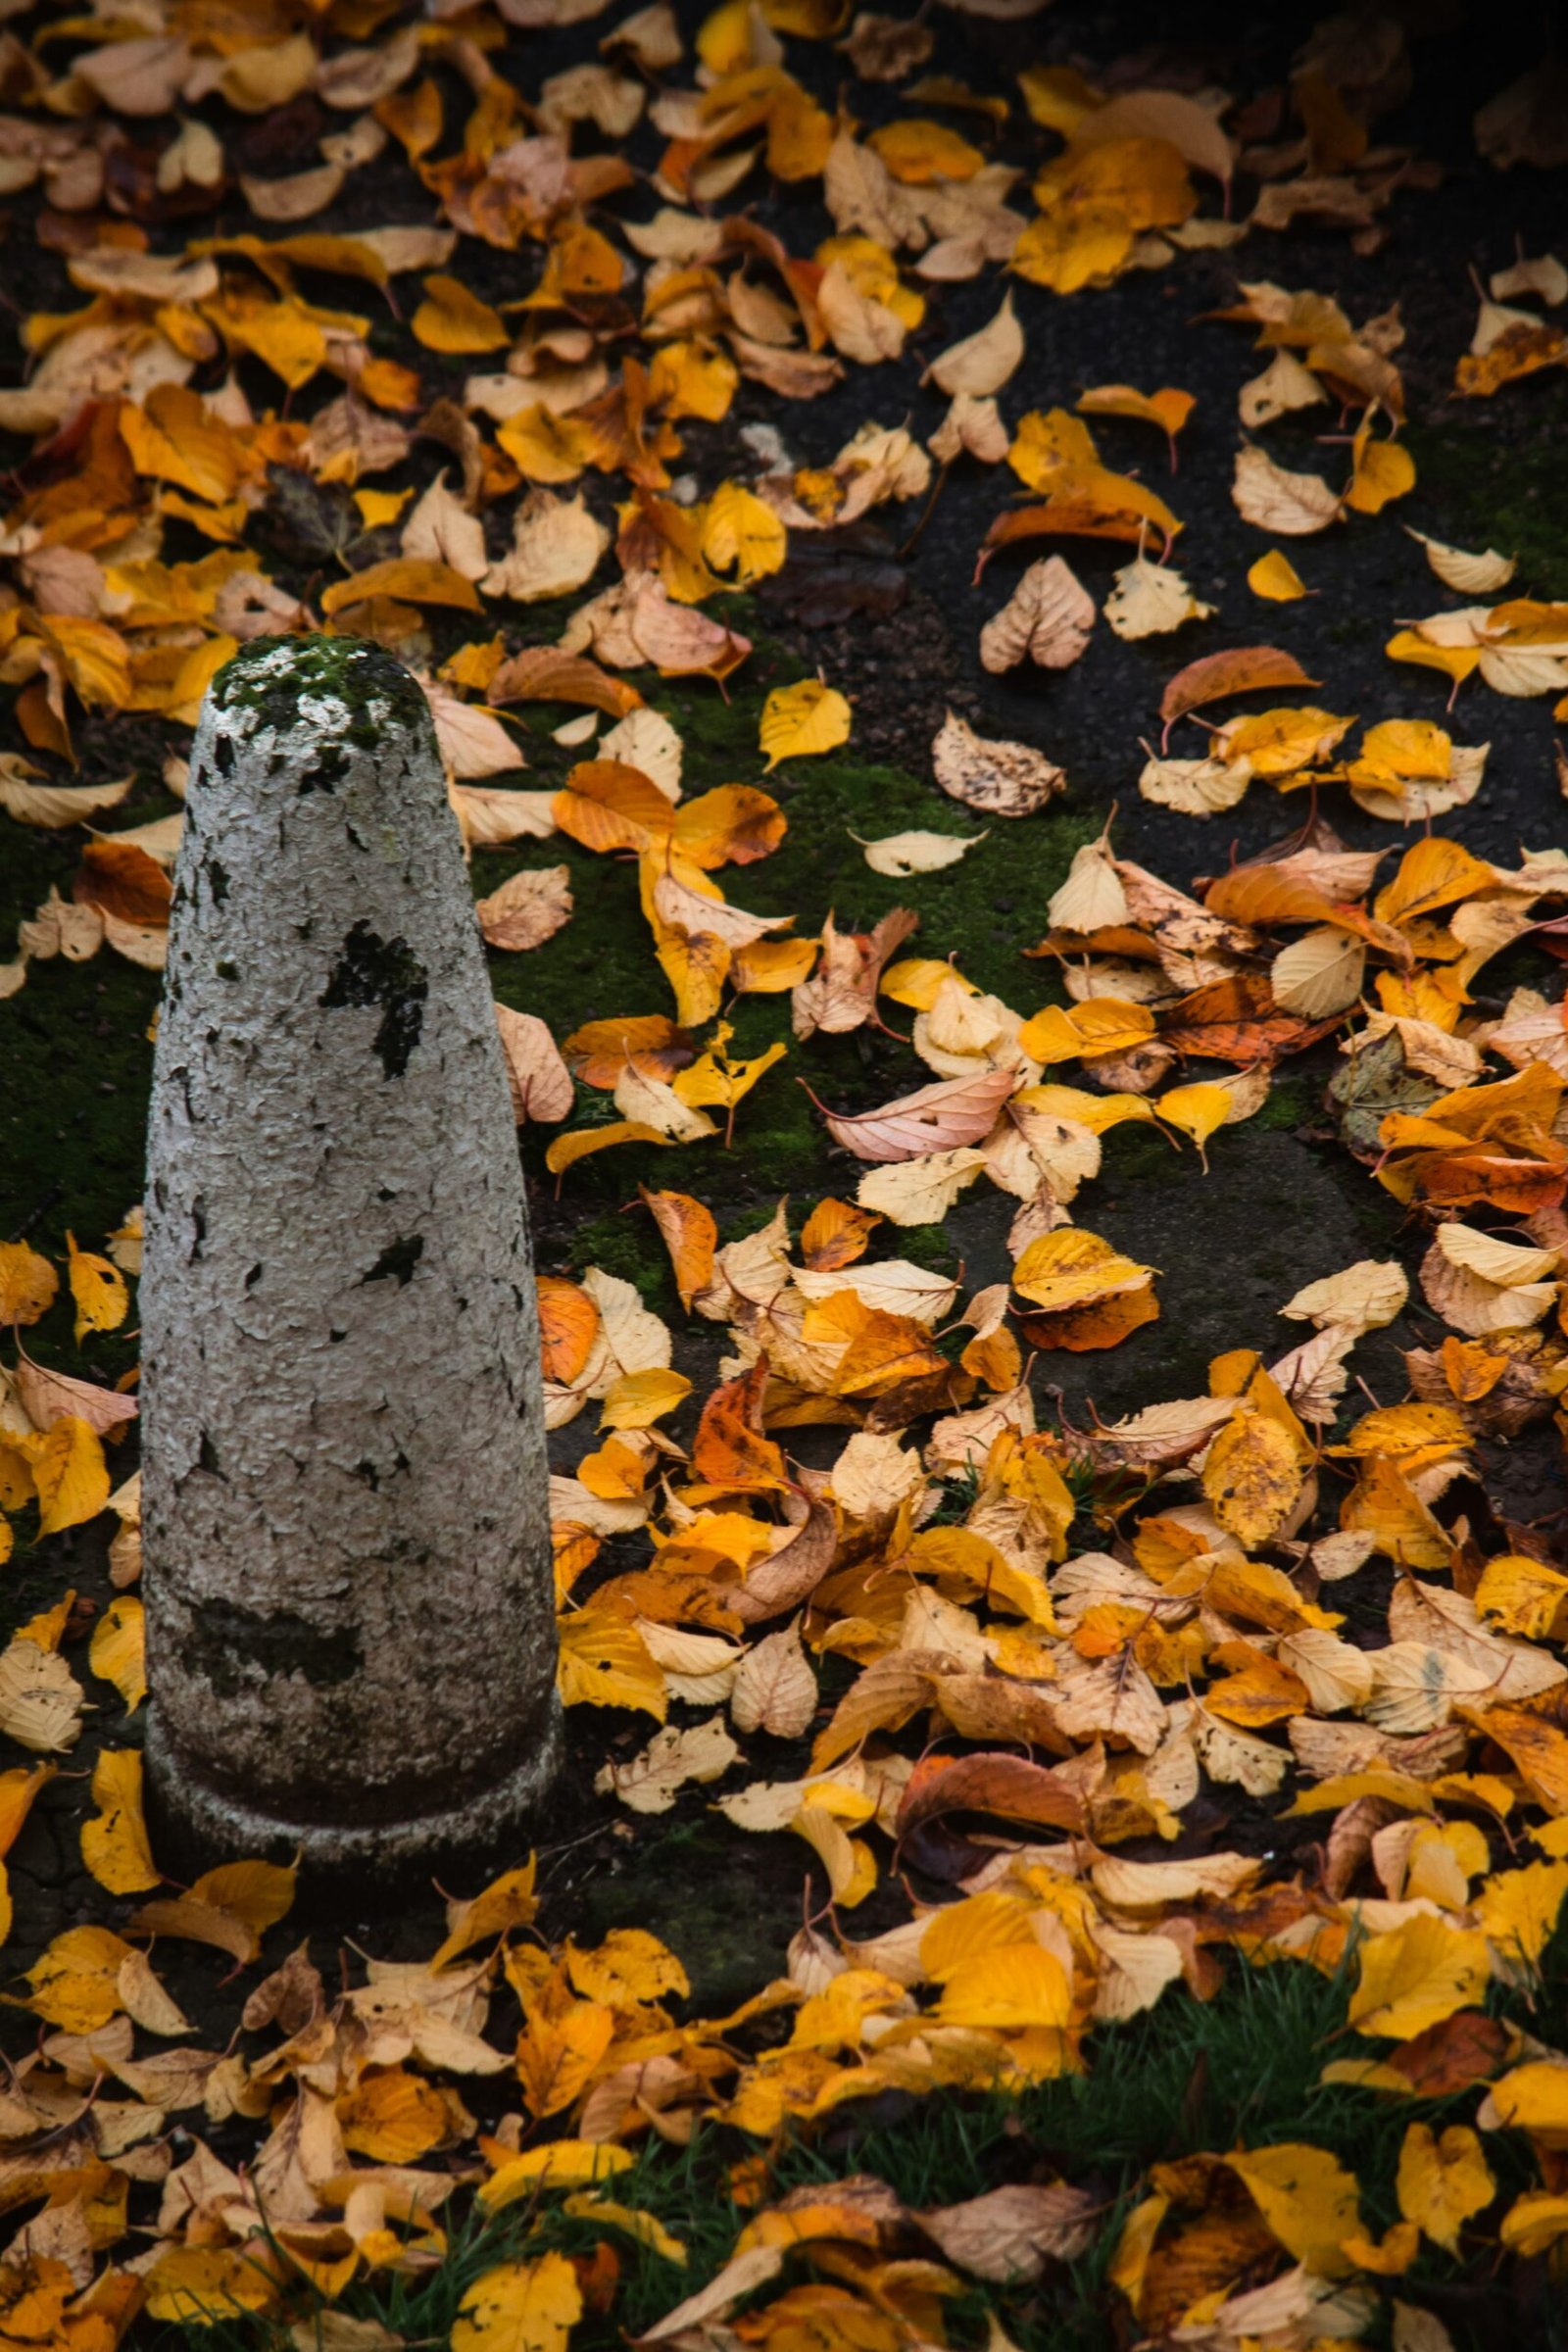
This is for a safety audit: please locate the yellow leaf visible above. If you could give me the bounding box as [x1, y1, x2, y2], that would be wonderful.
[868, 118, 985, 183]
[557, 1604, 666, 1719]
[144, 2246, 281, 2326]
[1156, 1081, 1234, 1149]
[25, 1923, 135, 2032]
[1200, 1409, 1303, 1548]
[1011, 1228, 1153, 1312]
[478, 2145, 633, 2211]
[65, 1231, 127, 1340]
[89, 1593, 145, 1711]
[0, 1240, 59, 1326]
[1489, 2061, 1568, 2145]
[599, 1368, 692, 1430]
[1396, 2122, 1494, 2253]
[413, 272, 509, 353]
[562, 2195, 687, 2265]
[18, 1417, 109, 1536]
[1474, 1858, 1568, 1971]
[936, 1942, 1070, 2031]
[515, 2001, 615, 2118]
[319, 560, 482, 614]
[1017, 998, 1154, 1062]
[432, 1860, 539, 1969]
[1347, 1914, 1491, 2040]
[1474, 1554, 1568, 1640]
[760, 679, 851, 769]
[189, 1857, 297, 1933]
[1374, 836, 1494, 928]
[704, 481, 787, 584]
[1248, 549, 1308, 602]
[1347, 432, 1416, 515]
[80, 1748, 160, 1895]
[1228, 2143, 1362, 2278]
[338, 2067, 454, 2162]
[1500, 2190, 1568, 2258]
[0, 1763, 51, 1860]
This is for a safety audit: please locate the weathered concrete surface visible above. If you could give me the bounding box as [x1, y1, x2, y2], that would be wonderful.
[141, 635, 559, 1872]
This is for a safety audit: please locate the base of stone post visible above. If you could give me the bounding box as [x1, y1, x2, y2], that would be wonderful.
[144, 1695, 564, 1885]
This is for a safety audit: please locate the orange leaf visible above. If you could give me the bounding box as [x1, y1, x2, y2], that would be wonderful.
[553, 760, 675, 856]
[564, 1014, 695, 1090]
[800, 1199, 881, 1272]
[73, 842, 172, 927]
[640, 1188, 716, 1313]
[1159, 645, 1320, 738]
[319, 560, 482, 613]
[537, 1276, 601, 1387]
[809, 1064, 1019, 1162]
[691, 1358, 788, 1494]
[898, 1752, 1085, 1839]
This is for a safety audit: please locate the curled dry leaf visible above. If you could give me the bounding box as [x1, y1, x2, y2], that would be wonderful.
[0, 767, 134, 829]
[1233, 444, 1345, 535]
[594, 1717, 738, 1815]
[484, 492, 609, 604]
[917, 2181, 1099, 2279]
[1160, 644, 1321, 732]
[494, 1005, 574, 1124]
[923, 291, 1023, 398]
[474, 865, 573, 951]
[932, 710, 1064, 816]
[854, 829, 987, 876]
[979, 556, 1095, 673]
[1405, 529, 1518, 595]
[812, 1062, 1020, 1161]
[731, 1620, 818, 1739]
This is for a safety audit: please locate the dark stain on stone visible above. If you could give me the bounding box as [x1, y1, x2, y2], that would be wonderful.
[318, 920, 427, 1078]
[359, 1234, 424, 1288]
[207, 858, 229, 905]
[191, 1598, 362, 1697]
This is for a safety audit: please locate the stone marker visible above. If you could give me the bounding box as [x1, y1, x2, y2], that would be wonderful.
[141, 635, 560, 1872]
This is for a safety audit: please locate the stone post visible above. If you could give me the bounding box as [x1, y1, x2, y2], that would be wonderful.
[140, 636, 560, 1873]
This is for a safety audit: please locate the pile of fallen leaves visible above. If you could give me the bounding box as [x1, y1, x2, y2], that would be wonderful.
[6, 0, 1568, 2344]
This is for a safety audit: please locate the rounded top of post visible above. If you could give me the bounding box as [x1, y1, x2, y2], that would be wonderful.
[208, 633, 430, 742]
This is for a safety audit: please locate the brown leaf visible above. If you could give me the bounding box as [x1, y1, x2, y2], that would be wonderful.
[980, 556, 1095, 673]
[811, 1063, 1020, 1161]
[792, 906, 919, 1040]
[1159, 644, 1321, 734]
[731, 1619, 818, 1739]
[917, 2182, 1099, 2279]
[897, 1751, 1085, 1838]
[724, 1501, 839, 1626]
[475, 866, 573, 951]
[494, 1005, 574, 1123]
[932, 710, 1064, 815]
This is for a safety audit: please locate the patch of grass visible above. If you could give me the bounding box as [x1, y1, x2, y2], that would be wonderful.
[564, 1207, 673, 1307]
[1406, 382, 1568, 600]
[150, 1937, 1568, 2352]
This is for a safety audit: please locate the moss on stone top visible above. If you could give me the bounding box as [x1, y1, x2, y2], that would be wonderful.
[213, 634, 430, 744]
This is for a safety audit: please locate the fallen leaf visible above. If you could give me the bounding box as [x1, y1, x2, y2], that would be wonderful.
[932, 710, 1064, 814]
[475, 866, 573, 951]
[760, 679, 852, 767]
[854, 828, 987, 875]
[980, 556, 1095, 672]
